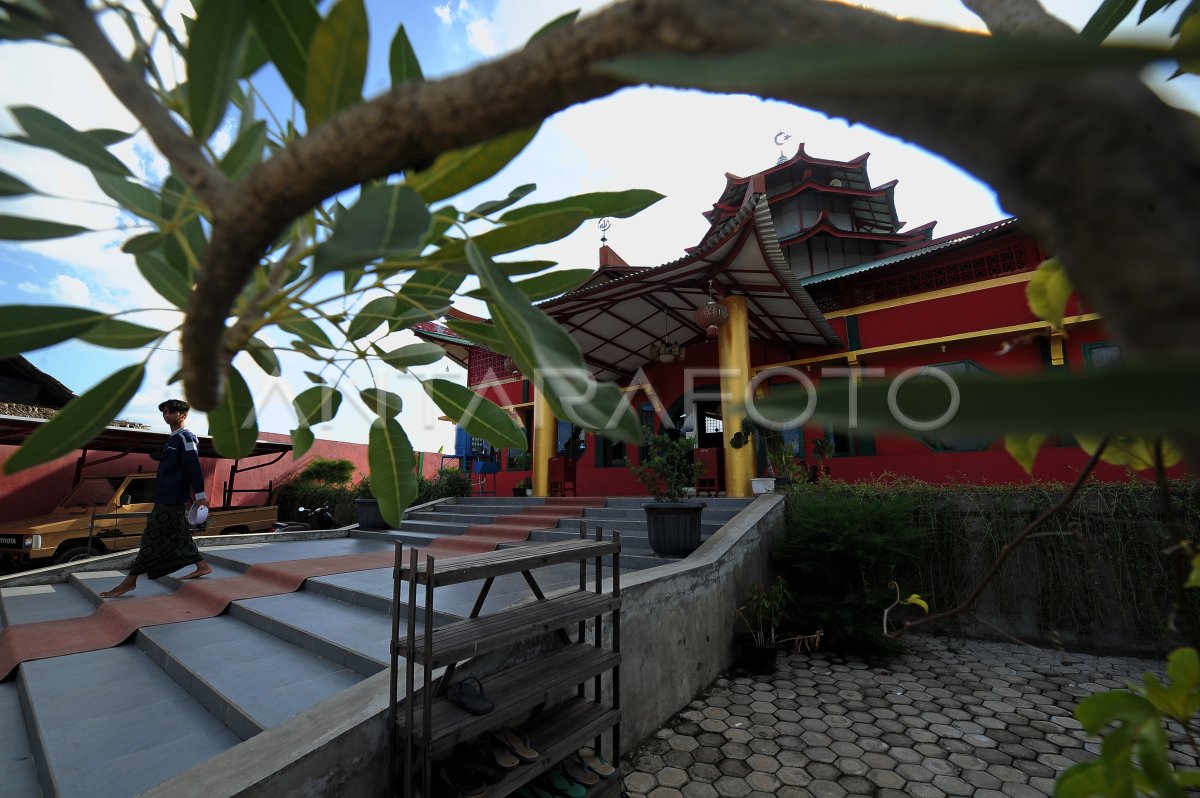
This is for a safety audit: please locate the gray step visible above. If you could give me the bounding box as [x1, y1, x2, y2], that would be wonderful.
[409, 510, 502, 526]
[135, 616, 363, 739]
[19, 647, 241, 798]
[604, 497, 754, 509]
[397, 519, 471, 536]
[227, 591, 399, 676]
[450, 497, 560, 507]
[70, 563, 247, 604]
[304, 564, 463, 626]
[0, 682, 41, 797]
[1, 582, 95, 625]
[495, 540, 667, 571]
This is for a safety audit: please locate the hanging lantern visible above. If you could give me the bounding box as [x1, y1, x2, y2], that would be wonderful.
[694, 301, 730, 338]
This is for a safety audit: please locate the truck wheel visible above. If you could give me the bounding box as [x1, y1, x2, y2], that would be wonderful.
[53, 545, 102, 565]
[224, 525, 250, 535]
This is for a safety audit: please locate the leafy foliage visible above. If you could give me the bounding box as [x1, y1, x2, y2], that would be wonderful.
[735, 577, 794, 646]
[298, 457, 355, 484]
[627, 428, 704, 502]
[414, 467, 473, 504]
[0, 1, 663, 527]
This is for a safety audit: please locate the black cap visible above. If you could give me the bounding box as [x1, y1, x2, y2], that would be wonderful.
[158, 399, 190, 414]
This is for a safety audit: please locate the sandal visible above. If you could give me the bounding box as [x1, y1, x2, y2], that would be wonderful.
[457, 743, 504, 783]
[577, 746, 615, 777]
[440, 764, 486, 798]
[540, 770, 586, 798]
[561, 755, 599, 786]
[487, 739, 520, 769]
[446, 676, 494, 715]
[493, 726, 539, 762]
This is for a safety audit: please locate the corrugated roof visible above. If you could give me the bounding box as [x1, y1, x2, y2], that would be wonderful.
[798, 217, 1017, 286]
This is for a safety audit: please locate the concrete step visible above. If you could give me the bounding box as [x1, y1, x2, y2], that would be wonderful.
[0, 582, 96, 625]
[304, 564, 462, 627]
[135, 616, 363, 739]
[18, 647, 241, 798]
[0, 681, 41, 797]
[227, 591, 399, 676]
[394, 519, 471, 536]
[603, 497, 754, 510]
[406, 511, 502, 526]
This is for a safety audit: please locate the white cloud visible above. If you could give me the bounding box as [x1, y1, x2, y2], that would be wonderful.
[457, 0, 471, 13]
[465, 18, 499, 55]
[18, 274, 95, 307]
[434, 3, 453, 24]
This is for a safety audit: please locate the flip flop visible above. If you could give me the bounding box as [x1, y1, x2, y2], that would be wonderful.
[561, 755, 599, 786]
[540, 770, 586, 798]
[488, 739, 520, 769]
[440, 764, 486, 798]
[446, 676, 494, 715]
[457, 743, 503, 783]
[493, 726, 539, 762]
[577, 746, 615, 776]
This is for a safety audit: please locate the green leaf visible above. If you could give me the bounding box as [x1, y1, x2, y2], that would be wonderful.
[0, 305, 105, 357]
[0, 169, 34, 196]
[1166, 647, 1200, 704]
[1187, 554, 1200, 589]
[279, 315, 334, 349]
[239, 27, 270, 79]
[122, 232, 167, 254]
[304, 371, 326, 384]
[1082, 0, 1139, 41]
[346, 296, 396, 341]
[293, 385, 342, 426]
[527, 9, 579, 46]
[1004, 431, 1048, 475]
[402, 268, 465, 300]
[380, 342, 445, 369]
[389, 292, 452, 331]
[1075, 691, 1156, 734]
[751, 362, 1200, 437]
[368, 416, 418, 527]
[1055, 760, 1109, 798]
[314, 184, 430, 274]
[2, 364, 145, 475]
[1175, 11, 1200, 74]
[467, 241, 641, 443]
[1026, 258, 1073, 328]
[245, 337, 281, 377]
[433, 208, 588, 262]
[210, 367, 258, 458]
[500, 189, 665, 223]
[291, 426, 315, 458]
[0, 215, 90, 241]
[468, 184, 537, 218]
[187, 0, 249, 140]
[425, 378, 527, 450]
[388, 24, 423, 85]
[304, 0, 368, 129]
[79, 319, 163, 349]
[219, 120, 268, 180]
[94, 173, 162, 221]
[466, 268, 592, 302]
[10, 106, 131, 177]
[248, 0, 320, 100]
[446, 319, 508, 351]
[1136, 721, 1185, 798]
[1141, 0, 1178, 23]
[85, 128, 134, 147]
[360, 387, 403, 417]
[406, 126, 539, 203]
[136, 251, 191, 309]
[598, 36, 1166, 91]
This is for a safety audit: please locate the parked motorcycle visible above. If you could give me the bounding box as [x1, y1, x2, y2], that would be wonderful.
[273, 503, 335, 532]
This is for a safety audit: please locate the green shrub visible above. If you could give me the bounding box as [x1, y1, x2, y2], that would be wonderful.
[299, 457, 355, 484]
[774, 484, 925, 660]
[415, 468, 473, 504]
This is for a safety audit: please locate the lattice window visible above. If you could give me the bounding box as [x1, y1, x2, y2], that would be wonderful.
[467, 347, 519, 385]
[809, 285, 844, 313]
[851, 242, 1032, 306]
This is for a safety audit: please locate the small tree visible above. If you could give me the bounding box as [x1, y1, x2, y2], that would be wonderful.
[628, 429, 704, 502]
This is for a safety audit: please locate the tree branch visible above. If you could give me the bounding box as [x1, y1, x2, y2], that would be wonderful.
[960, 0, 1077, 36]
[41, 0, 228, 210]
[886, 436, 1110, 638]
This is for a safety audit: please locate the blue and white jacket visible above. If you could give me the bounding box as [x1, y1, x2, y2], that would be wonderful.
[154, 428, 208, 505]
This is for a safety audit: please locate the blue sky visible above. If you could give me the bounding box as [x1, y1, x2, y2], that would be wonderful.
[0, 0, 1196, 452]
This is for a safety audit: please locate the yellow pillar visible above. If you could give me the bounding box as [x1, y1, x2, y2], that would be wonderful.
[718, 295, 753, 498]
[532, 387, 556, 497]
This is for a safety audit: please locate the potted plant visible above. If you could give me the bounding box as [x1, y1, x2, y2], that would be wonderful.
[809, 438, 833, 482]
[733, 577, 794, 675]
[355, 476, 386, 530]
[512, 476, 532, 497]
[627, 429, 706, 556]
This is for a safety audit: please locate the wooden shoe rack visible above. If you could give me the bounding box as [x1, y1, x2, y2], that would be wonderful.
[388, 526, 622, 798]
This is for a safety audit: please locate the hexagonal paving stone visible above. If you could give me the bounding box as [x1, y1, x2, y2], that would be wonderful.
[745, 771, 782, 792]
[867, 767, 906, 790]
[723, 728, 753, 744]
[648, 787, 685, 798]
[776, 766, 813, 787]
[712, 776, 751, 798]
[664, 750, 695, 769]
[718, 758, 753, 778]
[693, 746, 723, 764]
[688, 762, 723, 783]
[806, 779, 847, 798]
[682, 782, 720, 798]
[932, 774, 974, 796]
[657, 767, 690, 788]
[895, 763, 935, 783]
[834, 757, 868, 776]
[669, 735, 700, 753]
[626, 772, 658, 793]
[806, 747, 837, 764]
[962, 768, 1003, 790]
[700, 718, 729, 733]
[748, 738, 780, 756]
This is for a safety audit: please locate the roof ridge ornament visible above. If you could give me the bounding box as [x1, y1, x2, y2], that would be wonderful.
[774, 130, 792, 165]
[598, 217, 611, 244]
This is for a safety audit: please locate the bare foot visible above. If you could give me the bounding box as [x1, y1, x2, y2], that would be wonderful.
[99, 578, 137, 599]
[179, 561, 212, 580]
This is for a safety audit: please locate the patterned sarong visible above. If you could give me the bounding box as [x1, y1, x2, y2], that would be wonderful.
[128, 503, 202, 579]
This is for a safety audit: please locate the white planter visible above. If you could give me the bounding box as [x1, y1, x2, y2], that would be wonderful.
[751, 477, 775, 495]
[525, 488, 532, 496]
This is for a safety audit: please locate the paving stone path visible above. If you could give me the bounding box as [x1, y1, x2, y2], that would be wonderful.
[621, 635, 1196, 798]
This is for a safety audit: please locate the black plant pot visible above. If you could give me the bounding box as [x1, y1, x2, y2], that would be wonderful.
[643, 501, 703, 557]
[356, 498, 386, 530]
[736, 632, 778, 675]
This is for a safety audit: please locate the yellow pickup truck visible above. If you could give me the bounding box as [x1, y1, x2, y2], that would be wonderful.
[0, 473, 277, 568]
